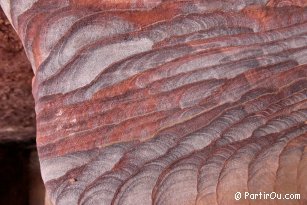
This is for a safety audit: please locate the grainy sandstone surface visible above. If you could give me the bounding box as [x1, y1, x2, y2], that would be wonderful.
[0, 1, 306, 205]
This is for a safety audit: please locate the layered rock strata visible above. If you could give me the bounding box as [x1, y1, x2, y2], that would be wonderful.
[0, 0, 306, 204]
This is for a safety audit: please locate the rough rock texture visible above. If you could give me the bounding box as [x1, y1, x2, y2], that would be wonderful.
[1, 0, 306, 205]
[0, 8, 35, 142]
[0, 8, 45, 205]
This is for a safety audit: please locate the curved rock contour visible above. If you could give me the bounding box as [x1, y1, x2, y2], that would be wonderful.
[1, 0, 306, 204]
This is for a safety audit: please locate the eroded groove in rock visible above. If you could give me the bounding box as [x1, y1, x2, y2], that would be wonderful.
[0, 0, 306, 204]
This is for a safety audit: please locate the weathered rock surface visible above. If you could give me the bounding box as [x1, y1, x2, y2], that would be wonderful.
[0, 8, 45, 205]
[0, 8, 35, 142]
[1, 0, 306, 205]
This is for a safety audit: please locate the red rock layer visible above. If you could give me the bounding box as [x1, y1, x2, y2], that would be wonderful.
[0, 8, 35, 142]
[1, 0, 306, 204]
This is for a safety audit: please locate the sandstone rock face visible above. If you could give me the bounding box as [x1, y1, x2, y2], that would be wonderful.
[0, 8, 45, 205]
[0, 1, 306, 205]
[0, 9, 35, 142]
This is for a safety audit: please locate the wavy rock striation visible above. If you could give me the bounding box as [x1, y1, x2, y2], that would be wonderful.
[1, 0, 306, 204]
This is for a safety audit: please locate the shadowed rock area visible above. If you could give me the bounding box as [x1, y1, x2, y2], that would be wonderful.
[0, 8, 45, 205]
[0, 8, 35, 142]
